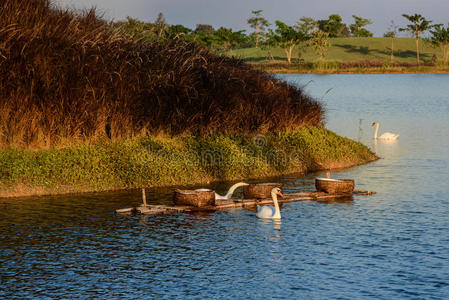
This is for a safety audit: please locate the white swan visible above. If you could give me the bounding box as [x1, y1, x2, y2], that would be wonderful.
[372, 122, 399, 140]
[256, 187, 283, 219]
[196, 182, 249, 200]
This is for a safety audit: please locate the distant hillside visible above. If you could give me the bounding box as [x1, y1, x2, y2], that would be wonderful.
[234, 37, 441, 64]
[0, 0, 323, 149]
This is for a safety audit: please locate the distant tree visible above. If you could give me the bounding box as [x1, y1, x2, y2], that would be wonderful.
[384, 20, 398, 38]
[168, 24, 192, 39]
[195, 24, 215, 34]
[340, 25, 351, 37]
[319, 14, 349, 37]
[214, 27, 247, 55]
[400, 14, 432, 64]
[154, 12, 168, 39]
[383, 31, 395, 38]
[307, 30, 330, 60]
[317, 20, 326, 31]
[384, 20, 399, 62]
[247, 10, 270, 48]
[193, 24, 216, 47]
[326, 14, 343, 34]
[273, 20, 305, 64]
[429, 23, 449, 64]
[260, 30, 277, 60]
[114, 17, 156, 40]
[350, 15, 373, 37]
[295, 17, 318, 38]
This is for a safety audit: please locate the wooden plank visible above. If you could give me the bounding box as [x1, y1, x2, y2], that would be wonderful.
[119, 190, 376, 216]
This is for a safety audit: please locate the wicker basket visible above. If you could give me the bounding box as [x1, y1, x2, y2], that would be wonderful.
[243, 183, 282, 199]
[315, 178, 354, 195]
[173, 189, 215, 207]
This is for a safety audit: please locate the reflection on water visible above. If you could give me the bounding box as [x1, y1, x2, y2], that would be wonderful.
[1, 74, 449, 299]
[316, 196, 354, 204]
[372, 137, 400, 158]
[272, 219, 282, 231]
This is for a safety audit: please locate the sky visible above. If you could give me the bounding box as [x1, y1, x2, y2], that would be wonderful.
[55, 0, 449, 37]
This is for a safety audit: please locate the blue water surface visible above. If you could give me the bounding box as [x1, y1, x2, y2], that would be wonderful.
[1, 74, 449, 299]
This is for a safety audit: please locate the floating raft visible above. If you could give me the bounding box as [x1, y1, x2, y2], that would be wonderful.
[116, 190, 375, 216]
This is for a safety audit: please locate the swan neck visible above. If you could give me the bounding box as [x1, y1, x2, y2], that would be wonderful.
[271, 192, 281, 219]
[225, 182, 247, 198]
[374, 123, 379, 139]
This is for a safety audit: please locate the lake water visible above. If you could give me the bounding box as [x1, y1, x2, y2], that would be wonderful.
[1, 74, 449, 299]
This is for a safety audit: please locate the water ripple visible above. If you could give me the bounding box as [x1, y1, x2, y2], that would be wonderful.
[2, 74, 449, 298]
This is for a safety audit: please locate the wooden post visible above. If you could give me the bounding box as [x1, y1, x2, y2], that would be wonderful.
[142, 188, 148, 208]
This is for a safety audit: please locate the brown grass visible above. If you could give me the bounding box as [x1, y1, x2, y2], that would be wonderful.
[0, 0, 324, 149]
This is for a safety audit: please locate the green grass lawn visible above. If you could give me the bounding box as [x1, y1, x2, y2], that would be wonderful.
[233, 37, 442, 64]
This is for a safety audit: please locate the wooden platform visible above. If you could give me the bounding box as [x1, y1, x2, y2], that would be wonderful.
[116, 190, 375, 216]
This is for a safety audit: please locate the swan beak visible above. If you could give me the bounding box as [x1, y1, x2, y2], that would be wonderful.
[277, 191, 283, 197]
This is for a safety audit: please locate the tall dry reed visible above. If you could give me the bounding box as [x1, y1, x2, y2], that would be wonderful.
[0, 0, 324, 149]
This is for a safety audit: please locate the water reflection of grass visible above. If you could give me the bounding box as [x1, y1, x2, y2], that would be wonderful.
[0, 127, 376, 198]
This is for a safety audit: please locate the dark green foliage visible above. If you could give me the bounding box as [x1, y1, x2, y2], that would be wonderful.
[429, 24, 449, 63]
[326, 14, 344, 36]
[0, 0, 323, 149]
[296, 17, 318, 38]
[400, 14, 432, 39]
[350, 15, 373, 37]
[195, 24, 215, 34]
[214, 27, 247, 54]
[273, 21, 306, 63]
[191, 25, 220, 48]
[168, 24, 193, 38]
[319, 15, 350, 37]
[274, 21, 305, 42]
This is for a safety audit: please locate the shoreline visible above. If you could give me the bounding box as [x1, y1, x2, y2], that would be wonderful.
[250, 64, 449, 74]
[0, 157, 377, 199]
[0, 127, 378, 199]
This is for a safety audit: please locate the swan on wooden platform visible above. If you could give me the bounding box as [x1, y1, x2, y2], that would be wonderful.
[196, 182, 249, 200]
[256, 187, 283, 219]
[372, 122, 399, 140]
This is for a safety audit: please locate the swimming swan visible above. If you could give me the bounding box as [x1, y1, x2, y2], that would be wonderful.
[372, 122, 399, 140]
[256, 187, 283, 219]
[196, 182, 249, 200]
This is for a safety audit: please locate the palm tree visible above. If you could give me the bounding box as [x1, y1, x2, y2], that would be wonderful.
[429, 24, 449, 64]
[400, 14, 432, 64]
[247, 10, 270, 48]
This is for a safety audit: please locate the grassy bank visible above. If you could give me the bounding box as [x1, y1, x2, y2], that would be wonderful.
[251, 61, 449, 74]
[0, 127, 377, 198]
[0, 1, 377, 198]
[233, 37, 449, 73]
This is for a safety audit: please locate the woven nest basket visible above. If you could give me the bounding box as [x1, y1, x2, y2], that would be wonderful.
[315, 178, 354, 195]
[243, 183, 282, 199]
[173, 189, 215, 207]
